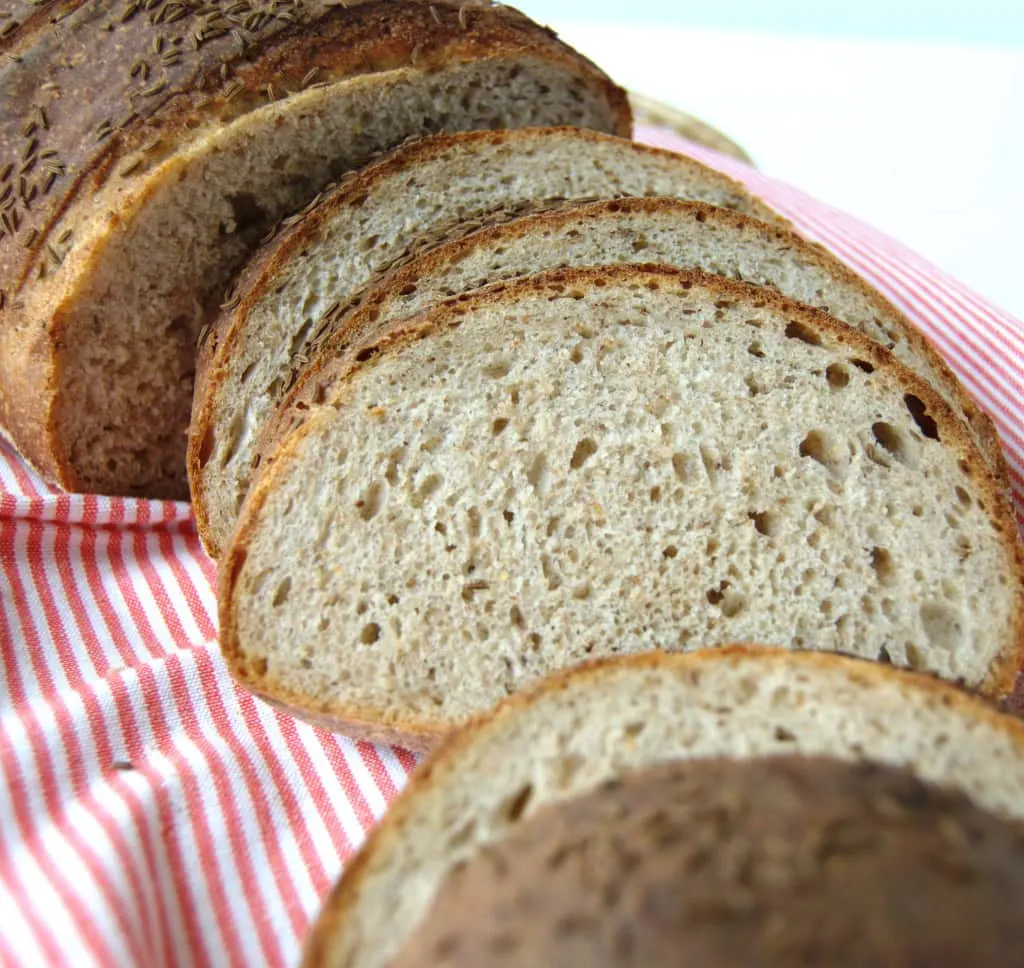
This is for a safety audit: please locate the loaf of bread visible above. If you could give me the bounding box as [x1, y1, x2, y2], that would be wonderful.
[267, 197, 1002, 499]
[303, 647, 1024, 968]
[190, 129, 783, 557]
[0, 1, 629, 498]
[219, 266, 1023, 749]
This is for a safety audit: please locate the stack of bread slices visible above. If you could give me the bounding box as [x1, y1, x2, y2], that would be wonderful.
[4, 4, 1024, 964]
[197, 117, 1024, 752]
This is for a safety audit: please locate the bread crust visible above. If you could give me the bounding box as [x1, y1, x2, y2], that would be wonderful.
[219, 265, 1024, 735]
[261, 196, 1009, 493]
[0, 1, 629, 493]
[301, 646, 1024, 968]
[190, 130, 781, 553]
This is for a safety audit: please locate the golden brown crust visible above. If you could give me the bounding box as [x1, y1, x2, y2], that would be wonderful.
[220, 264, 1024, 737]
[1, 1, 629, 494]
[260, 196, 1011, 495]
[301, 646, 1024, 968]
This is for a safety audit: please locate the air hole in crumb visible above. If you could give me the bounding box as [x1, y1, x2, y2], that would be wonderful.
[569, 344, 583, 364]
[745, 373, 765, 396]
[904, 394, 939, 440]
[747, 340, 765, 358]
[851, 358, 874, 373]
[750, 511, 777, 536]
[503, 509, 515, 525]
[528, 632, 542, 651]
[360, 623, 380, 644]
[384, 450, 403, 486]
[483, 359, 511, 379]
[826, 363, 850, 389]
[671, 452, 694, 482]
[774, 726, 796, 742]
[800, 430, 847, 476]
[955, 486, 972, 508]
[509, 605, 524, 628]
[623, 722, 645, 739]
[871, 422, 912, 465]
[905, 643, 925, 670]
[196, 426, 214, 468]
[572, 583, 591, 600]
[491, 417, 509, 436]
[355, 481, 384, 521]
[649, 485, 662, 502]
[527, 453, 548, 491]
[570, 438, 598, 469]
[662, 545, 678, 559]
[411, 473, 442, 508]
[920, 602, 964, 651]
[871, 547, 895, 585]
[784, 320, 822, 346]
[721, 590, 746, 617]
[876, 645, 893, 664]
[271, 578, 291, 608]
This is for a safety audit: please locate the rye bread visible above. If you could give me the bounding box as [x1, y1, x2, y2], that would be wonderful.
[189, 129, 783, 556]
[264, 197, 1002, 504]
[303, 647, 1024, 968]
[0, 1, 629, 497]
[219, 266, 1024, 747]
[390, 757, 1024, 968]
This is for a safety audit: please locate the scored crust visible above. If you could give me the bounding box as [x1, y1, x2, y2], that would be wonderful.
[301, 646, 1024, 968]
[219, 264, 1024, 736]
[261, 196, 1007, 490]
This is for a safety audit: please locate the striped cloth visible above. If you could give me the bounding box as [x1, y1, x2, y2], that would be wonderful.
[2, 128, 1023, 967]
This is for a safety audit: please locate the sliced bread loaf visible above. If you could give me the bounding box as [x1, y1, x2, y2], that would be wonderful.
[268, 198, 1001, 497]
[0, 1, 629, 498]
[303, 647, 1024, 968]
[219, 266, 1024, 746]
[189, 130, 782, 556]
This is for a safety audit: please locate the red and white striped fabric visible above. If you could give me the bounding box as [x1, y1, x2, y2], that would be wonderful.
[2, 128, 1023, 967]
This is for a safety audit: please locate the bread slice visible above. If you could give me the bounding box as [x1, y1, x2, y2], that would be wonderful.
[383, 755, 1024, 968]
[302, 647, 1024, 968]
[190, 131, 783, 557]
[0, 2, 629, 499]
[219, 266, 1024, 745]
[269, 198, 1001, 499]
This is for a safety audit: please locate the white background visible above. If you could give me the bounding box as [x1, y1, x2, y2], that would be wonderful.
[513, 7, 1024, 321]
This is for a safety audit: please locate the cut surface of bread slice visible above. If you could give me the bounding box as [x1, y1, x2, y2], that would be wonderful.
[190, 129, 782, 556]
[219, 266, 1024, 745]
[302, 648, 1024, 968]
[271, 198, 1000, 492]
[389, 757, 1024, 968]
[0, 2, 629, 499]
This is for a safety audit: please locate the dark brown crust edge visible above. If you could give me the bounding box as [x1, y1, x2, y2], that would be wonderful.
[300, 645, 1024, 968]
[189, 129, 777, 554]
[260, 196, 1011, 500]
[219, 264, 1024, 738]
